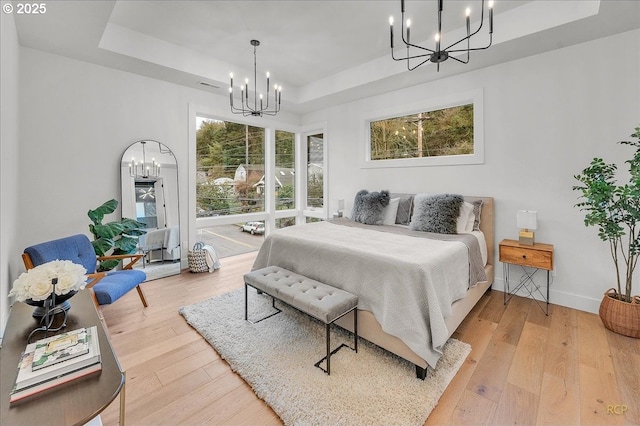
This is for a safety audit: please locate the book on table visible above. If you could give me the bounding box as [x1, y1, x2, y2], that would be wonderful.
[10, 326, 102, 402]
[9, 362, 103, 403]
[31, 326, 91, 371]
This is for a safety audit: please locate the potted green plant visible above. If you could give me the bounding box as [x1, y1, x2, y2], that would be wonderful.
[88, 199, 147, 272]
[573, 125, 640, 338]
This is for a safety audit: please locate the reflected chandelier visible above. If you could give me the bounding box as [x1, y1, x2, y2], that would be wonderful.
[128, 141, 160, 179]
[389, 0, 494, 72]
[229, 40, 282, 117]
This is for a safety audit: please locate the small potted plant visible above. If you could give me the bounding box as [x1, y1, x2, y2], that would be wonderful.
[573, 125, 640, 338]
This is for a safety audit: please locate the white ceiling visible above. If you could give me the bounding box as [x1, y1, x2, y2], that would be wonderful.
[12, 1, 640, 114]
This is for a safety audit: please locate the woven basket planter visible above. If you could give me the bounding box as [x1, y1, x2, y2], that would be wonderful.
[599, 288, 640, 338]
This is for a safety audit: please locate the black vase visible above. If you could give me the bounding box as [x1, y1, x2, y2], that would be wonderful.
[25, 290, 77, 318]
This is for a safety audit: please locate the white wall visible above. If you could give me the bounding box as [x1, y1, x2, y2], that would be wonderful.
[0, 11, 20, 336]
[9, 46, 300, 328]
[303, 29, 640, 313]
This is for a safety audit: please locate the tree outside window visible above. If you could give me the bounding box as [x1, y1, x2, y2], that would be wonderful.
[196, 118, 265, 216]
[370, 104, 473, 160]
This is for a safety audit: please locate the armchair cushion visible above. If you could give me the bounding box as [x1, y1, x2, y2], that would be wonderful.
[93, 270, 147, 305]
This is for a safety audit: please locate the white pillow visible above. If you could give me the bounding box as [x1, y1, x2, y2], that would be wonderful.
[456, 201, 474, 234]
[465, 207, 476, 232]
[382, 198, 400, 225]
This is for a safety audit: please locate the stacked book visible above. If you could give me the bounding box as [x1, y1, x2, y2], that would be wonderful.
[10, 326, 102, 403]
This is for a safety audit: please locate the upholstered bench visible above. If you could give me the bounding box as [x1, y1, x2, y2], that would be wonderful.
[244, 265, 358, 375]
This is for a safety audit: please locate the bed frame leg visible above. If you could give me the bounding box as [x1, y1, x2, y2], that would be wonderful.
[415, 365, 428, 380]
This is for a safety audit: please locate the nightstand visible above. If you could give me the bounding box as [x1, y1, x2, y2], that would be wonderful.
[499, 239, 554, 315]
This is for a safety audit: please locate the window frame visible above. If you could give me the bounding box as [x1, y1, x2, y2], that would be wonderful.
[361, 89, 484, 168]
[301, 125, 328, 220]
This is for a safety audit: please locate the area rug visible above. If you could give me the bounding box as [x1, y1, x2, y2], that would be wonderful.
[179, 288, 471, 426]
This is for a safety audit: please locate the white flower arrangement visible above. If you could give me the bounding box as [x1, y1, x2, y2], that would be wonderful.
[10, 260, 87, 302]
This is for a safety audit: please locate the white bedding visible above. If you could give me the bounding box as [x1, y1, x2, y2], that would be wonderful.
[392, 225, 487, 266]
[252, 220, 484, 368]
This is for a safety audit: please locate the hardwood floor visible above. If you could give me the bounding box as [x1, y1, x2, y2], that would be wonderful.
[99, 252, 640, 425]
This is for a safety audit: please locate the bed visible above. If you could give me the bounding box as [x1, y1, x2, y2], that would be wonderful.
[252, 195, 494, 378]
[138, 226, 181, 263]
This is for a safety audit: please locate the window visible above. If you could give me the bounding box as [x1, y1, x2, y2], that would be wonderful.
[307, 133, 324, 208]
[364, 89, 483, 167]
[275, 130, 295, 211]
[195, 117, 265, 217]
[370, 104, 473, 160]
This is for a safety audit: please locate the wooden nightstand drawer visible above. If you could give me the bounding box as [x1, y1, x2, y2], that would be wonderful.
[499, 240, 554, 270]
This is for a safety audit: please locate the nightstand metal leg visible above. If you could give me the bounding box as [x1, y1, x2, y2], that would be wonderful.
[503, 263, 550, 316]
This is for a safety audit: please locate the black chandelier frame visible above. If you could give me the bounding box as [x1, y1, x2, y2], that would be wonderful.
[390, 0, 494, 72]
[229, 40, 282, 117]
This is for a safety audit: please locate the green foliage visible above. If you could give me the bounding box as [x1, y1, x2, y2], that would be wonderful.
[276, 184, 294, 210]
[88, 199, 146, 272]
[370, 104, 474, 160]
[196, 183, 241, 216]
[195, 120, 296, 216]
[307, 174, 324, 208]
[573, 126, 640, 302]
[196, 120, 264, 179]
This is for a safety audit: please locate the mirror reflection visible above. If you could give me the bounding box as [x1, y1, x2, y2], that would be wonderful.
[121, 140, 180, 280]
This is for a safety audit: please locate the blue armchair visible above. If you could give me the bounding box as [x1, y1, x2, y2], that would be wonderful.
[22, 234, 148, 308]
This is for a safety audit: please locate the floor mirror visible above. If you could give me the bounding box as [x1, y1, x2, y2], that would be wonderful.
[120, 140, 181, 280]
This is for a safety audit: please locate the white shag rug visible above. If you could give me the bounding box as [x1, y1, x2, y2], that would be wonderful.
[179, 288, 471, 426]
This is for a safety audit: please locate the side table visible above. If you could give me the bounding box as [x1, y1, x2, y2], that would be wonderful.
[499, 239, 554, 315]
[1, 289, 125, 425]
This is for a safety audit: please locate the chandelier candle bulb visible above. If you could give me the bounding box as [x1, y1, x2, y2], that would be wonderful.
[489, 2, 494, 33]
[389, 17, 394, 48]
[406, 19, 411, 44]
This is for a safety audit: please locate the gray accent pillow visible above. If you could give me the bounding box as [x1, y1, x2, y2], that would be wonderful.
[409, 193, 464, 234]
[390, 193, 414, 225]
[351, 190, 391, 225]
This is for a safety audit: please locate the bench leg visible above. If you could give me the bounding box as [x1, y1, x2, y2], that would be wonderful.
[326, 323, 331, 375]
[315, 308, 359, 375]
[354, 308, 358, 353]
[244, 284, 282, 324]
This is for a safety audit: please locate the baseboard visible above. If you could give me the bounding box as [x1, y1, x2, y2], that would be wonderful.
[492, 278, 601, 314]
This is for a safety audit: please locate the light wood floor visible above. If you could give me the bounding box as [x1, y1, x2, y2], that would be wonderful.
[99, 252, 640, 425]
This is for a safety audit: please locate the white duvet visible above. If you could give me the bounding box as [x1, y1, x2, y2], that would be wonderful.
[252, 220, 479, 368]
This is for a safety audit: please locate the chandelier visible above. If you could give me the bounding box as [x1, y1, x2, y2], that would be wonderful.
[389, 0, 494, 72]
[229, 40, 282, 117]
[129, 141, 160, 179]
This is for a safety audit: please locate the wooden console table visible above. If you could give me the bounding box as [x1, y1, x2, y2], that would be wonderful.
[1, 289, 125, 425]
